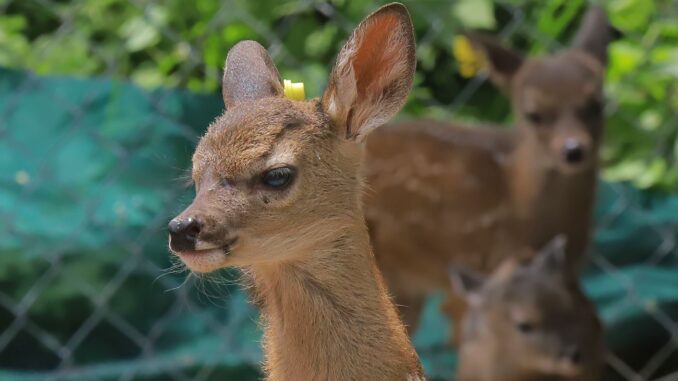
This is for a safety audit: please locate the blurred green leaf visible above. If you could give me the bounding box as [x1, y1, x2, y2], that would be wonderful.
[608, 0, 656, 32]
[119, 16, 161, 52]
[305, 25, 338, 58]
[0, 15, 29, 66]
[637, 158, 668, 188]
[537, 0, 584, 38]
[607, 41, 645, 80]
[223, 23, 257, 45]
[453, 0, 496, 30]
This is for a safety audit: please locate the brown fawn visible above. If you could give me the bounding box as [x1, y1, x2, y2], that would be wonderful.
[450, 236, 604, 381]
[167, 4, 425, 380]
[363, 6, 612, 337]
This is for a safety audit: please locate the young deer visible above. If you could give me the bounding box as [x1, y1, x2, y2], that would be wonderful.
[167, 4, 424, 380]
[450, 237, 604, 381]
[363, 7, 611, 336]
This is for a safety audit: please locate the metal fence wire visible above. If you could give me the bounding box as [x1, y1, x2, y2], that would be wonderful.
[1, 0, 677, 380]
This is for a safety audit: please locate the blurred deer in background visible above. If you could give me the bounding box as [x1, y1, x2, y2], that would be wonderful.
[364, 6, 612, 338]
[450, 236, 604, 381]
[167, 4, 425, 380]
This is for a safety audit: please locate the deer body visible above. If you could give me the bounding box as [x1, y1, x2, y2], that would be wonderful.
[365, 119, 597, 332]
[364, 7, 611, 335]
[167, 4, 424, 380]
[365, 122, 518, 323]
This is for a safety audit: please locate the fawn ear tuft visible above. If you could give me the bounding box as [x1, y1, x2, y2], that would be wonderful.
[572, 6, 612, 66]
[464, 31, 524, 93]
[449, 266, 486, 304]
[532, 235, 568, 275]
[322, 3, 416, 142]
[222, 41, 284, 109]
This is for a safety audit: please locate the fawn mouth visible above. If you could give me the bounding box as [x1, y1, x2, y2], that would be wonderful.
[558, 161, 591, 176]
[173, 238, 238, 272]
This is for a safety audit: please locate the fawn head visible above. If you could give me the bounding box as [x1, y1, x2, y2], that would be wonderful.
[466, 7, 611, 174]
[451, 236, 603, 380]
[168, 4, 415, 273]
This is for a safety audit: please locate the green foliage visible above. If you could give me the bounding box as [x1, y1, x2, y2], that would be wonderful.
[2, 0, 676, 191]
[603, 0, 678, 189]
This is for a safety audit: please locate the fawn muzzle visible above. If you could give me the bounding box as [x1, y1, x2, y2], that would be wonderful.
[563, 345, 582, 366]
[550, 117, 594, 172]
[168, 216, 202, 252]
[562, 138, 586, 164]
[530, 353, 584, 378]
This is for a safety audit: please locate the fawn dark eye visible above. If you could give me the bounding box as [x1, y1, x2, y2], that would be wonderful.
[581, 99, 603, 119]
[516, 321, 536, 334]
[525, 112, 543, 125]
[261, 167, 296, 189]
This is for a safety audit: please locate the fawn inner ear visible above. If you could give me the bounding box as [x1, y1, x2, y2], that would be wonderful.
[464, 32, 524, 92]
[322, 3, 416, 142]
[222, 40, 284, 109]
[450, 267, 486, 299]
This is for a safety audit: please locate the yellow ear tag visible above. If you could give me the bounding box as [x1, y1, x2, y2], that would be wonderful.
[283, 79, 305, 100]
[452, 35, 486, 78]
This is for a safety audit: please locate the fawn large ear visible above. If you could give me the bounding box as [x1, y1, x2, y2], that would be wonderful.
[449, 266, 486, 305]
[464, 32, 524, 92]
[532, 235, 567, 275]
[222, 41, 284, 109]
[322, 3, 416, 142]
[572, 6, 611, 65]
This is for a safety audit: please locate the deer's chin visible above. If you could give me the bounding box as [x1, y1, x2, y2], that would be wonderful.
[529, 356, 582, 379]
[174, 249, 230, 273]
[555, 159, 594, 175]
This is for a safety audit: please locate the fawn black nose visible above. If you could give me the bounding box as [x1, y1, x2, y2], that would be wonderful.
[168, 217, 202, 252]
[562, 345, 582, 365]
[563, 139, 585, 164]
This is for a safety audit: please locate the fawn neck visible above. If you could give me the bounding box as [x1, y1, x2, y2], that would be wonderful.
[248, 220, 422, 381]
[509, 131, 597, 268]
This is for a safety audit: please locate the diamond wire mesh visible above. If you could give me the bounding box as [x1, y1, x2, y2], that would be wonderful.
[0, 1, 677, 380]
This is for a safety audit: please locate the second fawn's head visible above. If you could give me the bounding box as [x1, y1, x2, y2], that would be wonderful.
[451, 236, 604, 380]
[168, 4, 415, 273]
[466, 7, 612, 175]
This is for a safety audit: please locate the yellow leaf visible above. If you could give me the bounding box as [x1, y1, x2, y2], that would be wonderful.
[452, 35, 485, 78]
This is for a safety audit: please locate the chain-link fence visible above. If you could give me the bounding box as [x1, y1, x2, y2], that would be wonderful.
[1, 0, 677, 380]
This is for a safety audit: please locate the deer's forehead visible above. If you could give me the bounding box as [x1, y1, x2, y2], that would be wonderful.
[523, 53, 602, 82]
[194, 127, 302, 177]
[518, 54, 602, 107]
[193, 101, 327, 178]
[489, 274, 554, 298]
[502, 279, 573, 310]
